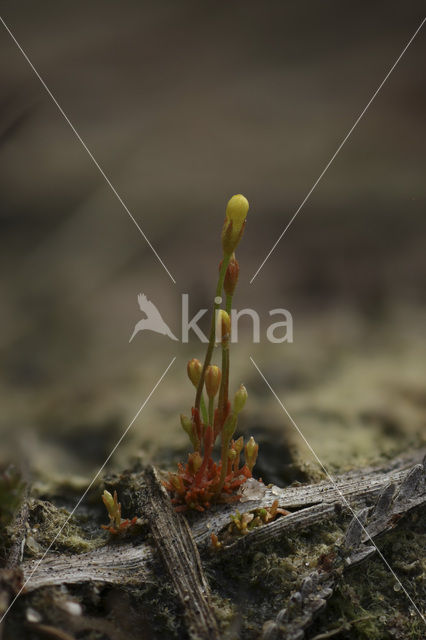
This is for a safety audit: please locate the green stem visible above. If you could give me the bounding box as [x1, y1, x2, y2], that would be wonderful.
[215, 289, 236, 494]
[194, 254, 231, 413]
[217, 290, 233, 425]
[217, 346, 229, 422]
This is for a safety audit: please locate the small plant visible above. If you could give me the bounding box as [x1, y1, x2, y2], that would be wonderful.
[211, 500, 290, 549]
[101, 489, 138, 535]
[228, 499, 290, 535]
[165, 195, 259, 511]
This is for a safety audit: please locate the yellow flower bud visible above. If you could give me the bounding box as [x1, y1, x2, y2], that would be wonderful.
[216, 309, 231, 344]
[102, 490, 115, 513]
[187, 358, 202, 387]
[234, 384, 248, 414]
[244, 436, 258, 471]
[205, 365, 222, 398]
[188, 451, 203, 474]
[234, 436, 244, 455]
[226, 194, 249, 231]
[227, 448, 237, 462]
[222, 194, 249, 255]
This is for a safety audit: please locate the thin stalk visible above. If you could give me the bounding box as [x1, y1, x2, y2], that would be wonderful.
[217, 290, 234, 425]
[208, 396, 214, 427]
[217, 346, 229, 425]
[194, 255, 230, 413]
[200, 395, 208, 426]
[218, 442, 229, 492]
[217, 424, 234, 494]
[216, 289, 235, 493]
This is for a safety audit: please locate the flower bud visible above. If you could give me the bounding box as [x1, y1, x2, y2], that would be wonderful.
[224, 254, 239, 297]
[244, 436, 258, 471]
[234, 384, 248, 414]
[187, 358, 202, 387]
[216, 309, 231, 344]
[222, 413, 237, 441]
[227, 448, 237, 462]
[205, 365, 221, 398]
[234, 436, 244, 455]
[226, 194, 249, 231]
[180, 414, 193, 436]
[102, 490, 115, 513]
[221, 194, 249, 255]
[170, 474, 184, 493]
[188, 451, 203, 474]
[180, 414, 197, 449]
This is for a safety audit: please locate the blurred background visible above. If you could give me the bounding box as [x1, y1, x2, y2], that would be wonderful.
[1, 1, 425, 485]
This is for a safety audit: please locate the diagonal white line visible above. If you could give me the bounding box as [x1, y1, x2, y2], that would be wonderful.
[250, 16, 426, 284]
[250, 356, 425, 623]
[0, 16, 176, 284]
[0, 356, 176, 623]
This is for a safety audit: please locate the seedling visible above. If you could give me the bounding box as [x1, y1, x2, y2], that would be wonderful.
[165, 195, 259, 511]
[228, 500, 290, 535]
[210, 500, 290, 549]
[101, 489, 138, 535]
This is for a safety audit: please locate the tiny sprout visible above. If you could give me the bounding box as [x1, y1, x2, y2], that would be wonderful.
[102, 489, 115, 514]
[210, 533, 223, 550]
[228, 500, 290, 537]
[101, 489, 138, 535]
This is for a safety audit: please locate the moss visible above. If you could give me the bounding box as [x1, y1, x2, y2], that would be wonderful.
[0, 465, 25, 563]
[210, 593, 237, 634]
[206, 507, 425, 639]
[130, 559, 187, 640]
[207, 517, 348, 639]
[25, 499, 105, 556]
[309, 506, 425, 640]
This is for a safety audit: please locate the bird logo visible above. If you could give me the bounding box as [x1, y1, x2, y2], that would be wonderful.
[129, 293, 178, 343]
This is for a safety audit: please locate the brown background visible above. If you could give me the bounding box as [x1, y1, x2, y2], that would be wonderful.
[1, 1, 425, 479]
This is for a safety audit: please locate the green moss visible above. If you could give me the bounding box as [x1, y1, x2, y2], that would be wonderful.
[131, 559, 186, 640]
[310, 507, 425, 640]
[207, 517, 347, 639]
[25, 499, 105, 556]
[0, 465, 26, 564]
[207, 507, 425, 639]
